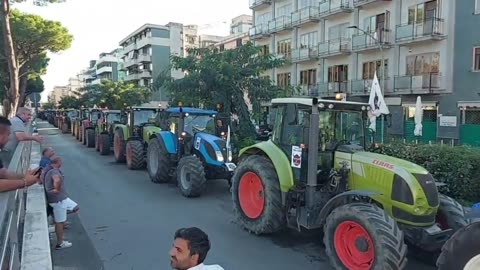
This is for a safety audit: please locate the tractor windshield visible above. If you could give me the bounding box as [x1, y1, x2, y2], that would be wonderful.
[184, 115, 215, 135]
[319, 110, 365, 148]
[107, 113, 121, 123]
[133, 110, 158, 126]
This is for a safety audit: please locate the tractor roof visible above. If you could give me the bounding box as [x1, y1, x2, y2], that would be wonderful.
[271, 97, 369, 111]
[130, 106, 161, 110]
[167, 107, 217, 115]
[105, 110, 121, 113]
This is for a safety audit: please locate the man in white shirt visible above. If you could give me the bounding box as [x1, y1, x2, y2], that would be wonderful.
[170, 227, 224, 270]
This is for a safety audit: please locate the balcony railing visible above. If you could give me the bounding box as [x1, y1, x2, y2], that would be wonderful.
[291, 47, 317, 62]
[137, 54, 152, 63]
[395, 18, 446, 43]
[352, 29, 391, 51]
[268, 16, 293, 33]
[353, 0, 385, 8]
[249, 24, 270, 39]
[249, 0, 272, 9]
[318, 38, 351, 57]
[350, 78, 391, 95]
[311, 81, 349, 97]
[275, 52, 292, 61]
[291, 6, 320, 26]
[319, 0, 353, 18]
[393, 73, 445, 94]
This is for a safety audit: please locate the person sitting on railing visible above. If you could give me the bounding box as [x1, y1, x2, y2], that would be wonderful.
[40, 147, 55, 168]
[44, 155, 79, 250]
[2, 107, 43, 166]
[0, 116, 40, 192]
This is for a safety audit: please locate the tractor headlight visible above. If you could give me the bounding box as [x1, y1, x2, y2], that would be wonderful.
[228, 148, 232, 162]
[215, 150, 224, 162]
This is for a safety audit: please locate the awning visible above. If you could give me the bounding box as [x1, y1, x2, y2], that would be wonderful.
[458, 101, 480, 108]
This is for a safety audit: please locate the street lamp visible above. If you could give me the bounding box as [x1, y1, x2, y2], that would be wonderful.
[347, 25, 385, 92]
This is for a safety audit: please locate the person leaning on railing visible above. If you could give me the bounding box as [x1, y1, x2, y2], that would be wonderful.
[0, 116, 39, 192]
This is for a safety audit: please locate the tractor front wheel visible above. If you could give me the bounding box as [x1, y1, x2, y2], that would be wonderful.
[99, 134, 110, 155]
[126, 140, 144, 170]
[176, 156, 206, 197]
[146, 138, 171, 183]
[231, 155, 285, 235]
[437, 221, 480, 270]
[86, 129, 95, 148]
[95, 133, 100, 151]
[113, 129, 126, 163]
[324, 203, 407, 270]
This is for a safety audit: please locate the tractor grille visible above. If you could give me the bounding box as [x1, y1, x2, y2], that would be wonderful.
[413, 173, 439, 207]
[214, 140, 227, 161]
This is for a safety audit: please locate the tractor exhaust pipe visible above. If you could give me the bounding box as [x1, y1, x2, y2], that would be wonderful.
[306, 98, 320, 207]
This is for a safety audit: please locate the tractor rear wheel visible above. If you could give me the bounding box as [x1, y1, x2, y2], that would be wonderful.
[95, 133, 100, 151]
[437, 221, 480, 270]
[86, 129, 95, 148]
[126, 140, 144, 170]
[146, 138, 171, 183]
[176, 156, 206, 197]
[231, 155, 285, 235]
[324, 203, 407, 270]
[99, 134, 110, 155]
[113, 129, 126, 163]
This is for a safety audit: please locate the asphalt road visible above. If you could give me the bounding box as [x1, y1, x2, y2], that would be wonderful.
[43, 125, 435, 270]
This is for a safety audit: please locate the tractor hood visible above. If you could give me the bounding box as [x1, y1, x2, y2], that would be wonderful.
[351, 151, 428, 175]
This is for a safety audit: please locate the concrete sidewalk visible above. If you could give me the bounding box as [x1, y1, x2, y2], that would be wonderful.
[38, 120, 104, 270]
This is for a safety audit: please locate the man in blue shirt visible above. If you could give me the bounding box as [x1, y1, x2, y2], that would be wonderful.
[40, 147, 54, 168]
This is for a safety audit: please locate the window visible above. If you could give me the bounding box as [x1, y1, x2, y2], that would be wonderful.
[408, 1, 437, 24]
[277, 73, 291, 87]
[299, 32, 318, 48]
[406, 52, 440, 75]
[328, 65, 348, 82]
[255, 13, 271, 26]
[259, 45, 270, 55]
[299, 0, 318, 9]
[362, 60, 388, 79]
[277, 39, 292, 56]
[477, 0, 480, 14]
[474, 47, 480, 71]
[363, 12, 390, 42]
[328, 23, 350, 40]
[276, 4, 292, 17]
[299, 69, 317, 85]
[235, 38, 242, 48]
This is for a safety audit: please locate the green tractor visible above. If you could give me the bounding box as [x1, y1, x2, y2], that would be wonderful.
[95, 109, 122, 155]
[112, 106, 163, 170]
[231, 97, 467, 269]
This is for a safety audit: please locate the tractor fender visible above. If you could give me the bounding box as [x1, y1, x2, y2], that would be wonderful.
[316, 190, 382, 226]
[114, 125, 129, 139]
[156, 131, 177, 154]
[239, 140, 294, 193]
[143, 126, 162, 144]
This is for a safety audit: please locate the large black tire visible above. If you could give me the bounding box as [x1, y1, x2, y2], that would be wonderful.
[231, 155, 285, 235]
[146, 138, 171, 183]
[176, 156, 206, 198]
[99, 133, 111, 155]
[86, 129, 95, 148]
[61, 123, 68, 134]
[126, 140, 144, 170]
[113, 129, 126, 163]
[324, 203, 408, 270]
[436, 194, 468, 232]
[437, 221, 480, 270]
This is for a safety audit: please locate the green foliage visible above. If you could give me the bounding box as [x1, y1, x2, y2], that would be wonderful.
[369, 142, 480, 203]
[157, 42, 285, 142]
[41, 101, 55, 110]
[59, 80, 152, 109]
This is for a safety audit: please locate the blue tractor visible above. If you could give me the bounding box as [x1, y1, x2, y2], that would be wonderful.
[146, 105, 236, 197]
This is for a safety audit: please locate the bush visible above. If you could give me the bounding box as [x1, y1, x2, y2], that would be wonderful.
[369, 142, 480, 204]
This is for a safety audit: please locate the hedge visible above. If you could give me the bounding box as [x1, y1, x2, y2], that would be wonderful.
[368, 142, 480, 204]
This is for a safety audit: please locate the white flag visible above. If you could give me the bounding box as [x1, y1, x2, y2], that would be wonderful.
[368, 72, 389, 132]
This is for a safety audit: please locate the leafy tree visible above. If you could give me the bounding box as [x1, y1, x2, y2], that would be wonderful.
[21, 76, 44, 106]
[1, 2, 71, 116]
[58, 95, 79, 109]
[158, 42, 285, 140]
[41, 101, 55, 110]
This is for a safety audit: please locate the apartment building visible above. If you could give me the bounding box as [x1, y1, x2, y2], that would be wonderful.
[216, 15, 253, 51]
[249, 0, 462, 142]
[49, 86, 71, 105]
[91, 49, 125, 84]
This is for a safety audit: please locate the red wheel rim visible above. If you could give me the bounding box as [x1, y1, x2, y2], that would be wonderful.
[334, 221, 375, 270]
[114, 134, 120, 157]
[238, 172, 265, 219]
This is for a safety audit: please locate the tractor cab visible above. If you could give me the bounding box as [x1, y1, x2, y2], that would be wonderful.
[124, 106, 162, 138]
[98, 110, 121, 133]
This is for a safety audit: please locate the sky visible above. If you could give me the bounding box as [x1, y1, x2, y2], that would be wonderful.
[14, 0, 251, 101]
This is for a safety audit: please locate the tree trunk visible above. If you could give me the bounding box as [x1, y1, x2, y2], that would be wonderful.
[1, 0, 20, 117]
[18, 75, 28, 107]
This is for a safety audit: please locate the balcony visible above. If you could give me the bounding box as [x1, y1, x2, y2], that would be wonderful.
[350, 78, 392, 96]
[139, 70, 152, 79]
[124, 59, 138, 68]
[318, 38, 351, 58]
[137, 54, 152, 63]
[353, 0, 390, 8]
[291, 6, 320, 27]
[123, 42, 136, 53]
[249, 24, 270, 39]
[249, 0, 272, 9]
[352, 29, 392, 52]
[311, 81, 349, 97]
[291, 47, 318, 63]
[319, 0, 353, 19]
[268, 16, 293, 34]
[395, 18, 446, 45]
[393, 73, 446, 94]
[275, 52, 292, 62]
[96, 66, 112, 75]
